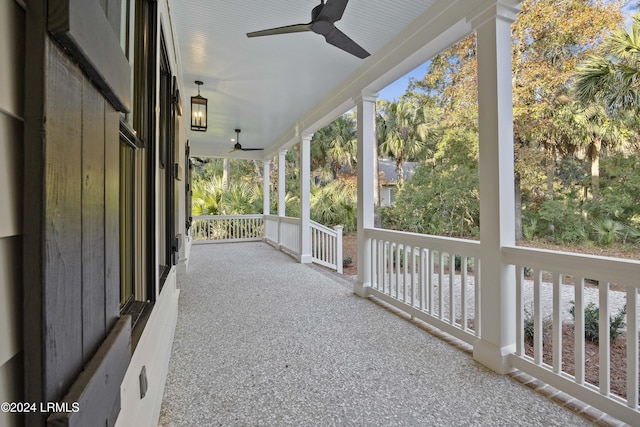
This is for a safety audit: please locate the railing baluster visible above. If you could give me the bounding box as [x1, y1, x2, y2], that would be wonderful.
[575, 276, 585, 385]
[429, 250, 435, 315]
[461, 255, 467, 331]
[534, 269, 542, 365]
[439, 251, 445, 320]
[627, 286, 639, 409]
[395, 243, 401, 300]
[420, 249, 427, 312]
[449, 253, 455, 325]
[599, 281, 610, 396]
[552, 273, 562, 374]
[516, 265, 524, 357]
[411, 247, 417, 308]
[475, 260, 481, 337]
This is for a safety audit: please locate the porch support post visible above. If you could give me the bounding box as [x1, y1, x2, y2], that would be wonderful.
[355, 92, 377, 297]
[263, 159, 271, 215]
[278, 150, 287, 247]
[300, 134, 313, 263]
[473, 2, 519, 374]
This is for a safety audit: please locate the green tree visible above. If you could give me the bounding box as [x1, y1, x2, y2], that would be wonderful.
[574, 12, 640, 115]
[389, 128, 479, 238]
[311, 114, 357, 179]
[378, 99, 429, 184]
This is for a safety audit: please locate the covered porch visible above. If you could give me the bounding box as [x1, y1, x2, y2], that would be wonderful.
[160, 242, 604, 426]
[175, 1, 639, 425]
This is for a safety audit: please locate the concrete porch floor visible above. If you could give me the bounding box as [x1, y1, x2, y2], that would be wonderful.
[159, 242, 598, 426]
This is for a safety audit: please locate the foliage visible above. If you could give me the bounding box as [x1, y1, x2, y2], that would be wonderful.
[569, 302, 627, 343]
[310, 178, 357, 232]
[592, 219, 625, 246]
[191, 177, 262, 216]
[377, 99, 438, 184]
[535, 197, 588, 244]
[311, 114, 357, 178]
[574, 13, 640, 116]
[385, 128, 479, 238]
[523, 305, 550, 343]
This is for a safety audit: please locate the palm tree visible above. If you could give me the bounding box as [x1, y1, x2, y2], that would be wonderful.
[574, 13, 640, 115]
[571, 103, 629, 199]
[378, 99, 427, 185]
[311, 114, 357, 179]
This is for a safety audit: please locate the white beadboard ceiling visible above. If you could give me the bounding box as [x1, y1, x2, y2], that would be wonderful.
[169, 0, 515, 159]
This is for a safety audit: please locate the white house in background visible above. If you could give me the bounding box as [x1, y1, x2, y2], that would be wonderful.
[2, 1, 638, 426]
[378, 159, 418, 207]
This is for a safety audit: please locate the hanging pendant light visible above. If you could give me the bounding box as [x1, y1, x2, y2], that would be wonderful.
[191, 80, 207, 132]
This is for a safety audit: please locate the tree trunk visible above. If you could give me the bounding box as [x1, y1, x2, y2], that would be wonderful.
[223, 158, 230, 189]
[253, 160, 262, 179]
[396, 159, 404, 186]
[590, 138, 601, 200]
[545, 143, 555, 199]
[515, 171, 523, 241]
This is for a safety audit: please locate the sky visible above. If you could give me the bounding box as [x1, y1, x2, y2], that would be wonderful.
[377, 1, 639, 102]
[377, 65, 426, 101]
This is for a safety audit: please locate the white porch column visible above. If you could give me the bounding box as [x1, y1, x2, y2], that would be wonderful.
[263, 160, 271, 215]
[355, 93, 377, 297]
[278, 150, 287, 247]
[300, 134, 313, 263]
[473, 3, 519, 374]
[278, 150, 287, 217]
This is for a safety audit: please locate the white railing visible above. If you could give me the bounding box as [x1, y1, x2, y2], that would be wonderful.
[502, 246, 639, 425]
[264, 215, 280, 245]
[279, 216, 301, 257]
[364, 228, 482, 345]
[195, 215, 343, 273]
[311, 221, 343, 274]
[191, 215, 264, 243]
[262, 215, 302, 257]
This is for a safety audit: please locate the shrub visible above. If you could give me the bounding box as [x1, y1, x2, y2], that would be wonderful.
[453, 254, 474, 272]
[523, 305, 550, 343]
[569, 301, 627, 343]
[592, 219, 625, 246]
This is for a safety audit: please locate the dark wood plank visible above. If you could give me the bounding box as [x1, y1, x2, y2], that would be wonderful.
[44, 41, 84, 402]
[23, 1, 49, 423]
[104, 106, 120, 328]
[81, 81, 106, 362]
[48, 0, 130, 112]
[47, 316, 131, 427]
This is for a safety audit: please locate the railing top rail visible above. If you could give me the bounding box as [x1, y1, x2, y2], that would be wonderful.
[310, 220, 338, 236]
[194, 214, 264, 220]
[502, 245, 640, 287]
[365, 227, 481, 257]
[279, 216, 302, 225]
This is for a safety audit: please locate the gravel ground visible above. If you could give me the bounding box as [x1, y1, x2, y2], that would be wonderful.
[159, 242, 599, 427]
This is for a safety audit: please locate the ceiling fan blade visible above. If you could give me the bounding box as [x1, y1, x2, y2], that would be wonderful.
[325, 27, 370, 58]
[317, 0, 349, 22]
[241, 148, 265, 151]
[247, 23, 312, 38]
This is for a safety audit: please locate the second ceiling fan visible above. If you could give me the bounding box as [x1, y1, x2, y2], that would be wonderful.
[246, 0, 370, 59]
[230, 129, 264, 152]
